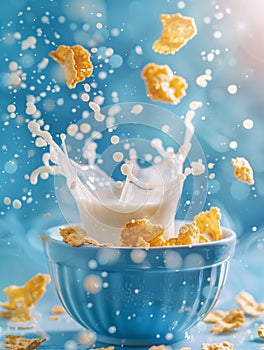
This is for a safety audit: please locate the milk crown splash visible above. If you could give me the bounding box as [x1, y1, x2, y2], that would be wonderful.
[28, 102, 206, 245]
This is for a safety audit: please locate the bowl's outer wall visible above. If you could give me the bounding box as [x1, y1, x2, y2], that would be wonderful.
[44, 226, 236, 345]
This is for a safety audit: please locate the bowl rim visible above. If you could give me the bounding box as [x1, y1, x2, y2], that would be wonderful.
[43, 222, 236, 251]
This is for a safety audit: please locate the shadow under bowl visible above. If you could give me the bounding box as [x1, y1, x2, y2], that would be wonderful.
[43, 225, 236, 346]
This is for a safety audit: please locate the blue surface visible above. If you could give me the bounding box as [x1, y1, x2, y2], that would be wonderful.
[0, 0, 264, 349]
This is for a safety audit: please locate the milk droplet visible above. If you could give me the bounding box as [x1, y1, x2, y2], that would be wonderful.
[131, 104, 143, 115]
[227, 84, 238, 94]
[113, 152, 124, 162]
[229, 140, 238, 149]
[110, 135, 119, 145]
[243, 119, 254, 130]
[12, 199, 22, 209]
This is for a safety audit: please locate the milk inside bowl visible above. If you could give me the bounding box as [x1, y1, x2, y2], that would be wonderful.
[29, 102, 207, 245]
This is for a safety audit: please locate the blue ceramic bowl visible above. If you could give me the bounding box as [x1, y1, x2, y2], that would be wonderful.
[43, 225, 236, 346]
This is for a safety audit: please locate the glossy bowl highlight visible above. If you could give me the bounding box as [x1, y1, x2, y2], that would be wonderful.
[43, 225, 236, 346]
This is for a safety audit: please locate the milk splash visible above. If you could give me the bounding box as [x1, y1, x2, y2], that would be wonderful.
[28, 102, 206, 245]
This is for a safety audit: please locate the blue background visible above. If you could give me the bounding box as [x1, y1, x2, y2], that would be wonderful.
[0, 0, 263, 348]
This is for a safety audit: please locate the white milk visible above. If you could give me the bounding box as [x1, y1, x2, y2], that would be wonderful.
[28, 103, 205, 245]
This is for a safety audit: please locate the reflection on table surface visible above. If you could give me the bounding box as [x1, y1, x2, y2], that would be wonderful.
[1, 258, 264, 350]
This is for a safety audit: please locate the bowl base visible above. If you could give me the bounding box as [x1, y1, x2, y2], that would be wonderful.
[96, 331, 190, 346]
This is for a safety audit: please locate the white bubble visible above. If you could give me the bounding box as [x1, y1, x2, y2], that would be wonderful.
[78, 330, 96, 346]
[130, 249, 147, 263]
[213, 31, 222, 39]
[111, 28, 120, 37]
[7, 104, 16, 113]
[67, 124, 78, 137]
[84, 83, 91, 92]
[110, 135, 120, 145]
[109, 54, 123, 68]
[229, 140, 238, 149]
[202, 285, 218, 299]
[183, 254, 205, 268]
[189, 101, 203, 110]
[243, 119, 254, 130]
[35, 137, 47, 147]
[3, 197, 11, 205]
[26, 103, 37, 115]
[196, 72, 212, 87]
[227, 84, 238, 94]
[177, 1, 186, 9]
[165, 251, 183, 269]
[204, 16, 211, 24]
[88, 259, 98, 269]
[105, 47, 114, 56]
[84, 275, 102, 294]
[207, 53, 215, 62]
[165, 332, 174, 340]
[161, 124, 170, 133]
[64, 340, 77, 350]
[113, 152, 124, 162]
[135, 45, 143, 55]
[12, 199, 22, 209]
[108, 326, 117, 334]
[131, 104, 143, 115]
[97, 248, 119, 265]
[81, 93, 90, 102]
[4, 159, 18, 174]
[98, 71, 107, 79]
[21, 36, 37, 50]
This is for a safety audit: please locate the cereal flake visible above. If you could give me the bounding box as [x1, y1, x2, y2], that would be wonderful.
[194, 207, 222, 241]
[231, 157, 254, 185]
[258, 324, 264, 339]
[4, 335, 46, 349]
[120, 218, 164, 247]
[201, 341, 234, 350]
[209, 309, 245, 334]
[141, 63, 188, 105]
[152, 13, 197, 54]
[0, 274, 50, 323]
[49, 45, 93, 89]
[235, 291, 264, 316]
[59, 226, 112, 247]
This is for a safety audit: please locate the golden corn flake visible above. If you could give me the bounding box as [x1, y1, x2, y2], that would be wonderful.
[201, 342, 234, 350]
[4, 335, 46, 350]
[209, 308, 245, 334]
[94, 347, 115, 350]
[59, 226, 112, 247]
[0, 273, 50, 323]
[258, 324, 264, 339]
[141, 63, 188, 105]
[49, 44, 93, 89]
[152, 13, 197, 54]
[149, 233, 166, 247]
[51, 305, 66, 314]
[148, 346, 166, 350]
[194, 207, 222, 241]
[231, 157, 254, 185]
[120, 218, 164, 247]
[204, 310, 229, 323]
[235, 290, 264, 316]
